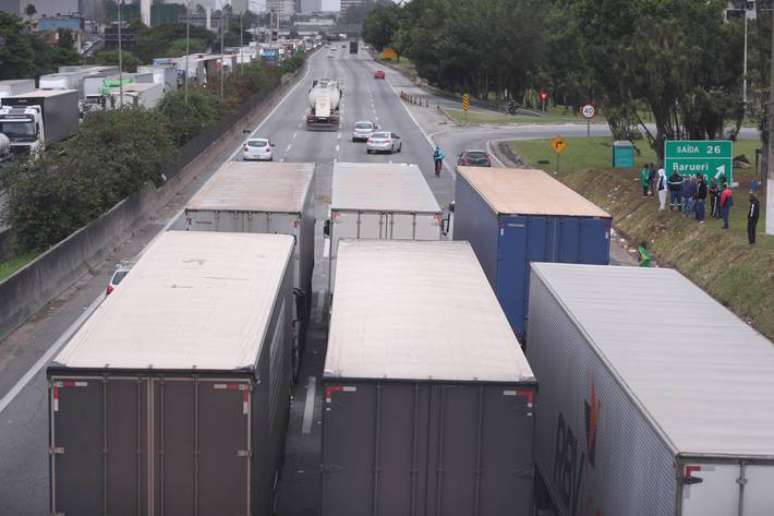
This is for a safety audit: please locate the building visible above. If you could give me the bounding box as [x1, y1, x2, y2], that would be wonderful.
[299, 0, 322, 14]
[340, 0, 364, 15]
[268, 0, 294, 20]
[1, 0, 79, 16]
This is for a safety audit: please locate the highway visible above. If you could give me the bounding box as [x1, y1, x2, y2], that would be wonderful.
[0, 47, 635, 514]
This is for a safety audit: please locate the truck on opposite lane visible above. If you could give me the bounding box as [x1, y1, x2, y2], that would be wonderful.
[185, 161, 316, 378]
[527, 263, 774, 516]
[0, 89, 80, 157]
[47, 231, 295, 516]
[326, 162, 442, 290]
[322, 240, 537, 516]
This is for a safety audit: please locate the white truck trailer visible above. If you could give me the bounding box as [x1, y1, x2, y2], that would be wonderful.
[326, 162, 442, 290]
[185, 161, 316, 378]
[0, 79, 35, 99]
[0, 89, 79, 158]
[527, 263, 774, 516]
[47, 231, 295, 516]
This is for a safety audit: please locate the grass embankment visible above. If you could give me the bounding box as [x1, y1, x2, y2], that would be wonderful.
[445, 105, 594, 126]
[509, 137, 774, 340]
[0, 252, 37, 282]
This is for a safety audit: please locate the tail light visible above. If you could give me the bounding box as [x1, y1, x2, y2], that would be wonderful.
[106, 284, 114, 296]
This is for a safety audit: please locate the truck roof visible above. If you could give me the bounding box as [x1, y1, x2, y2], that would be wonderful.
[325, 240, 534, 383]
[52, 231, 293, 372]
[458, 166, 610, 218]
[187, 162, 315, 213]
[332, 163, 441, 213]
[3, 89, 78, 99]
[531, 263, 774, 458]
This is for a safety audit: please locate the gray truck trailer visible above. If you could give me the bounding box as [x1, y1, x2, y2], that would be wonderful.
[47, 231, 295, 516]
[322, 240, 537, 516]
[527, 263, 774, 516]
[185, 161, 316, 378]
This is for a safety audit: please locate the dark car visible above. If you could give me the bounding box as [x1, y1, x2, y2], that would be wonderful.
[457, 150, 492, 167]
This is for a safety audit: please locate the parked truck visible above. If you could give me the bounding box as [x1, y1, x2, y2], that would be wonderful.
[306, 79, 341, 130]
[105, 81, 164, 110]
[326, 162, 442, 289]
[0, 89, 79, 158]
[322, 240, 537, 516]
[0, 79, 35, 99]
[453, 166, 611, 339]
[349, 40, 358, 54]
[185, 161, 316, 379]
[527, 263, 774, 516]
[47, 231, 295, 516]
[137, 64, 178, 93]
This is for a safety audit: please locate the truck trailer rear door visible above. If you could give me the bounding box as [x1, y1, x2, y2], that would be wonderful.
[681, 462, 774, 516]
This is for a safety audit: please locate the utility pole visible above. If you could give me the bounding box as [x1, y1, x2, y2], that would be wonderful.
[219, 6, 225, 103]
[743, 10, 749, 106]
[184, 0, 190, 103]
[767, 7, 774, 235]
[240, 12, 244, 75]
[117, 0, 123, 108]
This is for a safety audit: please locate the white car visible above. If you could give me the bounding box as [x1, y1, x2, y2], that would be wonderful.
[352, 120, 377, 142]
[242, 138, 274, 161]
[106, 265, 131, 296]
[366, 131, 402, 154]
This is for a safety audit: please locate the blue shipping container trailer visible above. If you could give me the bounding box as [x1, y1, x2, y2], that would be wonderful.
[453, 167, 612, 338]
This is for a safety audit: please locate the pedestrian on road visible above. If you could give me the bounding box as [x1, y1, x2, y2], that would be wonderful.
[719, 184, 734, 229]
[639, 164, 651, 197]
[668, 170, 684, 210]
[656, 167, 668, 211]
[709, 178, 720, 218]
[433, 145, 445, 177]
[747, 191, 760, 244]
[694, 175, 707, 223]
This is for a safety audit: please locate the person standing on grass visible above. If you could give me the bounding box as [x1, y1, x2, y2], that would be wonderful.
[433, 145, 445, 177]
[648, 163, 657, 196]
[668, 170, 683, 210]
[747, 191, 760, 244]
[683, 176, 696, 217]
[695, 175, 707, 223]
[656, 167, 668, 211]
[709, 178, 720, 218]
[719, 183, 734, 229]
[640, 164, 651, 197]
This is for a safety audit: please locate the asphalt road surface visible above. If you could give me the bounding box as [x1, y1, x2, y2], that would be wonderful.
[0, 47, 636, 514]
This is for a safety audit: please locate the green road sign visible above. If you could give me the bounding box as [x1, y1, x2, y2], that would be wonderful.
[664, 140, 733, 183]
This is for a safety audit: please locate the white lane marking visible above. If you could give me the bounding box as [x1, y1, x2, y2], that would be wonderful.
[337, 132, 341, 140]
[302, 376, 317, 434]
[292, 132, 298, 140]
[228, 62, 312, 161]
[286, 144, 292, 152]
[487, 140, 506, 167]
[0, 293, 104, 416]
[335, 144, 340, 153]
[323, 238, 330, 258]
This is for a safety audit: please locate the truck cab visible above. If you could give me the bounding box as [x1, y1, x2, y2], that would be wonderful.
[0, 107, 43, 158]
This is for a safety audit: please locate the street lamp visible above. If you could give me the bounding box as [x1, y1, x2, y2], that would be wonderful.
[726, 5, 752, 107]
[184, 0, 190, 103]
[117, 0, 123, 108]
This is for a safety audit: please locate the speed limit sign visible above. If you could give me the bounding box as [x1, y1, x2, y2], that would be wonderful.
[581, 104, 596, 119]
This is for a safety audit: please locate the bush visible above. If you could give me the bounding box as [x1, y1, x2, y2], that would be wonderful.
[94, 49, 142, 72]
[1, 109, 175, 250]
[157, 89, 222, 147]
[280, 51, 305, 74]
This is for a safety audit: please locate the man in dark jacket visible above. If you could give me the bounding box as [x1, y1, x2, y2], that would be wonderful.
[668, 170, 684, 210]
[694, 175, 707, 222]
[747, 191, 760, 244]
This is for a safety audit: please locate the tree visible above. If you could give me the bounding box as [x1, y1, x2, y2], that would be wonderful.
[25, 3, 36, 18]
[570, 0, 743, 158]
[0, 12, 80, 80]
[1, 109, 175, 251]
[57, 28, 75, 49]
[94, 49, 141, 72]
[157, 89, 221, 147]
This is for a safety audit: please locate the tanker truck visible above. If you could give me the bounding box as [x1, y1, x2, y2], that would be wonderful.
[306, 79, 341, 130]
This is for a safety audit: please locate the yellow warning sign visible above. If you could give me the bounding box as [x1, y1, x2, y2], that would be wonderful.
[550, 136, 567, 154]
[462, 94, 470, 112]
[382, 48, 398, 60]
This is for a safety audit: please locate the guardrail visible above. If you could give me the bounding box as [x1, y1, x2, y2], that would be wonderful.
[399, 90, 431, 107]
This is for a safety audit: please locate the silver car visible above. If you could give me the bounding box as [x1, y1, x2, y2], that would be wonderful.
[352, 120, 376, 142]
[366, 131, 402, 154]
